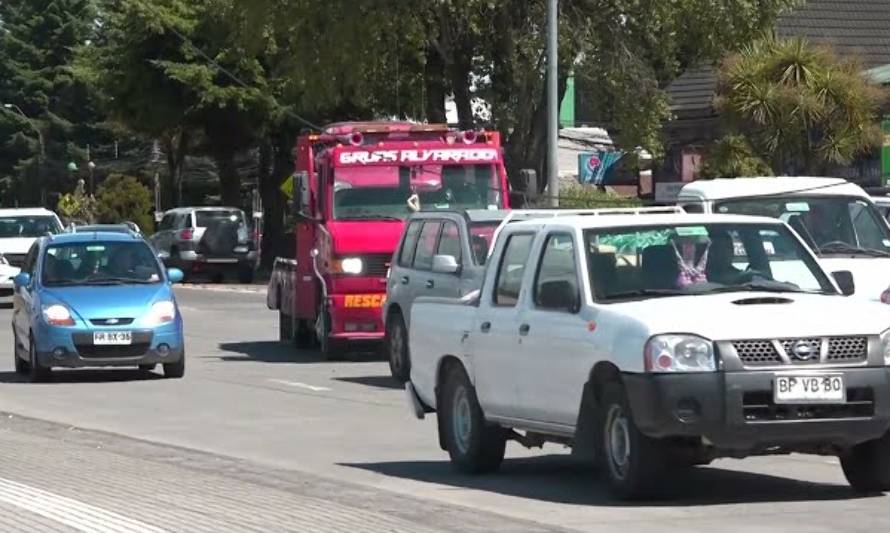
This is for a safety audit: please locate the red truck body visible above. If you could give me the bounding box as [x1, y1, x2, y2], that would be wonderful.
[274, 121, 511, 357]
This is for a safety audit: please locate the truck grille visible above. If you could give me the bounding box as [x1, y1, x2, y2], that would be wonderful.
[4, 254, 26, 268]
[732, 337, 868, 366]
[362, 254, 391, 277]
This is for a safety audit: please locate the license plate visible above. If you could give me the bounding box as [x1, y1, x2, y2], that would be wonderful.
[774, 374, 845, 404]
[93, 331, 133, 345]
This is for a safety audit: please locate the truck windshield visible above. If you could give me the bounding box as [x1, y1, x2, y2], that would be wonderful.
[334, 165, 502, 220]
[585, 223, 836, 302]
[714, 196, 890, 257]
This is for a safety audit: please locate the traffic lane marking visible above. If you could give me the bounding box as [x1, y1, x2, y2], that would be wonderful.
[0, 476, 168, 533]
[267, 379, 332, 392]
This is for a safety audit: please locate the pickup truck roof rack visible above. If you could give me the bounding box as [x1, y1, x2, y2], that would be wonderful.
[489, 207, 684, 254]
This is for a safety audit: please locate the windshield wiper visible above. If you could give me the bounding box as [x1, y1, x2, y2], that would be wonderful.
[604, 289, 689, 300]
[817, 241, 890, 257]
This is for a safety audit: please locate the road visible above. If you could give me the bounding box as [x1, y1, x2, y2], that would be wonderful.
[0, 288, 886, 532]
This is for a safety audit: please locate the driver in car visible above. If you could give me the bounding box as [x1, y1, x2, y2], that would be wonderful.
[707, 231, 744, 284]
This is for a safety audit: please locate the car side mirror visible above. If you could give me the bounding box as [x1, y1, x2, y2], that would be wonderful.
[432, 254, 460, 274]
[13, 272, 31, 289]
[167, 268, 184, 284]
[832, 270, 855, 296]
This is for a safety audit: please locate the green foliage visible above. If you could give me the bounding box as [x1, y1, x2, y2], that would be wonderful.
[553, 185, 642, 209]
[699, 134, 773, 179]
[57, 180, 97, 223]
[95, 174, 155, 233]
[717, 37, 887, 175]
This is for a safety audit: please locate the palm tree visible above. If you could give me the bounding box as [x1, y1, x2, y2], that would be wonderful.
[716, 37, 886, 175]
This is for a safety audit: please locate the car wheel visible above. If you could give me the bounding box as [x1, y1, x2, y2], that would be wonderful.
[13, 333, 28, 375]
[27, 336, 51, 383]
[139, 364, 156, 372]
[440, 364, 507, 474]
[237, 266, 255, 284]
[841, 432, 890, 493]
[386, 314, 411, 383]
[598, 382, 668, 499]
[163, 356, 185, 379]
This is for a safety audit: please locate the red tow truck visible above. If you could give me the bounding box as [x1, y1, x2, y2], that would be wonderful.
[268, 121, 513, 358]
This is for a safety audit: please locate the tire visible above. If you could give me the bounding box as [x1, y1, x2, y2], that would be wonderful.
[386, 314, 411, 383]
[598, 382, 668, 499]
[13, 333, 28, 375]
[440, 364, 507, 473]
[841, 432, 890, 493]
[237, 265, 255, 284]
[316, 308, 338, 361]
[294, 320, 314, 349]
[27, 336, 51, 383]
[163, 355, 185, 379]
[279, 310, 293, 342]
[139, 364, 156, 372]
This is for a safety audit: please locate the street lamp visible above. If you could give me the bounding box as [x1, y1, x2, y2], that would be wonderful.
[88, 161, 96, 196]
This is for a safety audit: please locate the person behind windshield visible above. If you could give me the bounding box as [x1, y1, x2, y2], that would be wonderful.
[707, 231, 743, 284]
[109, 246, 155, 281]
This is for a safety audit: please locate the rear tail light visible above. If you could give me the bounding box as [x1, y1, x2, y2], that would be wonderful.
[179, 228, 194, 240]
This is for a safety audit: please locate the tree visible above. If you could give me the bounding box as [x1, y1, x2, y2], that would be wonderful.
[699, 134, 773, 179]
[0, 0, 106, 206]
[95, 174, 155, 233]
[716, 37, 887, 175]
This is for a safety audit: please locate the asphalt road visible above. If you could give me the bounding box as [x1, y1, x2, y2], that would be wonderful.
[0, 288, 887, 531]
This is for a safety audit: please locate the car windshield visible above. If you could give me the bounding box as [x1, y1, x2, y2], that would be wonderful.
[715, 196, 890, 257]
[585, 222, 836, 302]
[195, 210, 244, 228]
[0, 216, 61, 238]
[42, 242, 163, 287]
[334, 165, 503, 220]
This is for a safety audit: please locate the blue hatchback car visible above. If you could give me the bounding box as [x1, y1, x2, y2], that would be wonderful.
[11, 231, 185, 381]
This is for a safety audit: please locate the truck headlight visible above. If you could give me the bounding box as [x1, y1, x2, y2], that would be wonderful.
[881, 329, 890, 365]
[333, 257, 364, 275]
[645, 334, 716, 373]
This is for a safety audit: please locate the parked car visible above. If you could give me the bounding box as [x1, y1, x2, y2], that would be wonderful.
[11, 231, 186, 381]
[0, 208, 64, 269]
[406, 209, 890, 499]
[150, 207, 257, 283]
[0, 253, 20, 298]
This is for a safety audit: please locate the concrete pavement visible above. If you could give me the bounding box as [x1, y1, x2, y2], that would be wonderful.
[0, 289, 886, 531]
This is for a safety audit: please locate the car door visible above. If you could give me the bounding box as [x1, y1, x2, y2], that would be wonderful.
[389, 219, 423, 324]
[409, 219, 443, 304]
[13, 242, 39, 343]
[424, 220, 462, 298]
[514, 232, 589, 427]
[471, 231, 536, 419]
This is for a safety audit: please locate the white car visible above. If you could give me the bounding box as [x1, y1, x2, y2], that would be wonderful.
[0, 208, 63, 295]
[406, 210, 890, 499]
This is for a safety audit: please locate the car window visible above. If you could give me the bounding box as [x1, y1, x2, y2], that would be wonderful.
[158, 214, 175, 231]
[22, 243, 39, 274]
[42, 241, 162, 286]
[177, 213, 192, 229]
[399, 221, 423, 267]
[413, 221, 442, 271]
[195, 210, 244, 228]
[494, 233, 534, 307]
[534, 233, 579, 311]
[850, 202, 887, 249]
[436, 221, 461, 262]
[469, 222, 499, 265]
[681, 203, 704, 214]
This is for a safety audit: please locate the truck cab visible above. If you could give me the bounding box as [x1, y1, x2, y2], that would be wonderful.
[273, 122, 511, 359]
[678, 177, 890, 301]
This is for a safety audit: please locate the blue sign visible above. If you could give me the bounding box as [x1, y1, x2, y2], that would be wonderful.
[579, 151, 624, 185]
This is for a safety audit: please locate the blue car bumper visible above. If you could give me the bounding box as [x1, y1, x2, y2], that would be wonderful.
[32, 319, 184, 368]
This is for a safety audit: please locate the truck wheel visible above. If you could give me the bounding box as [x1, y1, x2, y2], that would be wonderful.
[440, 365, 507, 473]
[279, 310, 293, 342]
[237, 265, 254, 284]
[598, 382, 667, 499]
[316, 308, 338, 361]
[386, 314, 410, 383]
[28, 336, 51, 383]
[294, 320, 314, 349]
[841, 432, 890, 493]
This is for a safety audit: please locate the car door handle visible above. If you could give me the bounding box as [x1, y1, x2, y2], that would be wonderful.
[480, 321, 491, 333]
[519, 324, 530, 336]
[426, 280, 434, 289]
[400, 276, 410, 285]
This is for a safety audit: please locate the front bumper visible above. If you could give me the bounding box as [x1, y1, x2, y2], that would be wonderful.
[327, 292, 386, 342]
[623, 368, 890, 453]
[178, 250, 257, 271]
[34, 322, 184, 368]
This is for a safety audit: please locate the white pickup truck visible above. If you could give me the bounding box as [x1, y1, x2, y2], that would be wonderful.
[406, 210, 890, 499]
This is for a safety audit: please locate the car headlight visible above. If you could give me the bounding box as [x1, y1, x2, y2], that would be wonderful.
[333, 257, 364, 275]
[881, 329, 890, 366]
[147, 300, 176, 325]
[0, 254, 7, 266]
[645, 334, 716, 373]
[42, 304, 75, 326]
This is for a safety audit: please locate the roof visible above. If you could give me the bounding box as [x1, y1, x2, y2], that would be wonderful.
[510, 213, 782, 231]
[72, 224, 134, 234]
[0, 208, 56, 217]
[667, 0, 890, 116]
[47, 231, 142, 244]
[677, 177, 868, 201]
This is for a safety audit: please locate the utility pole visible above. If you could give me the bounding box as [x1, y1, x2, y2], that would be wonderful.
[546, 0, 560, 207]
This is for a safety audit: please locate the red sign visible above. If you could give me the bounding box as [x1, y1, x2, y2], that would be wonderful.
[338, 148, 499, 166]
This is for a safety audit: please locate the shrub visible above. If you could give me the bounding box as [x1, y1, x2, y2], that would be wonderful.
[95, 174, 154, 233]
[554, 185, 642, 209]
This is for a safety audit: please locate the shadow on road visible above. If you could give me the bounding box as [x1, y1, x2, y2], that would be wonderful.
[342, 454, 871, 506]
[0, 369, 164, 384]
[333, 375, 402, 390]
[215, 341, 383, 364]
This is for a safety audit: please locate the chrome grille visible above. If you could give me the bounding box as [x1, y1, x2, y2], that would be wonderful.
[733, 340, 781, 365]
[363, 254, 391, 277]
[780, 338, 821, 364]
[827, 337, 867, 362]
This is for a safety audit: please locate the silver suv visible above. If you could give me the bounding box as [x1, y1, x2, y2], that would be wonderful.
[150, 207, 257, 283]
[384, 210, 508, 382]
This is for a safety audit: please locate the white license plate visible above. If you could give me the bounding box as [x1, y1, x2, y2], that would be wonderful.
[774, 374, 845, 404]
[93, 331, 133, 345]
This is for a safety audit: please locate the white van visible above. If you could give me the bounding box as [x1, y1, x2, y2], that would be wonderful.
[678, 177, 890, 301]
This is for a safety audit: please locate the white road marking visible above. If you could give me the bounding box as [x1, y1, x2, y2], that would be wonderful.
[267, 379, 332, 392]
[0, 477, 168, 533]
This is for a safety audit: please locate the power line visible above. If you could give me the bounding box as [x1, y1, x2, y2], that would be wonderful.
[127, 0, 323, 132]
